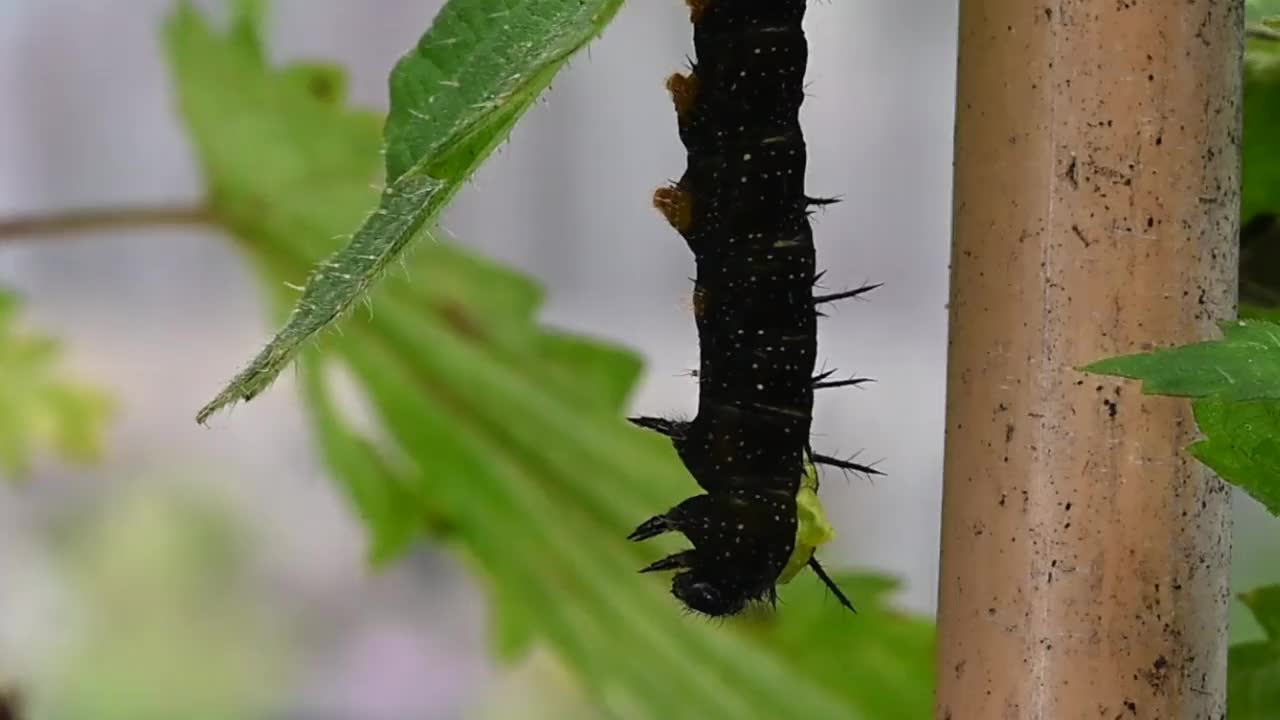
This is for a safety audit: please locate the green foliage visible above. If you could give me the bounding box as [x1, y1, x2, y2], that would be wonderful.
[0, 290, 113, 479]
[1081, 320, 1280, 401]
[1248, 0, 1280, 21]
[1082, 320, 1280, 517]
[165, 2, 936, 718]
[33, 486, 290, 718]
[195, 0, 626, 423]
[1230, 585, 1280, 718]
[1241, 18, 1280, 313]
[1190, 398, 1280, 515]
[161, 1, 385, 280]
[1245, 23, 1280, 224]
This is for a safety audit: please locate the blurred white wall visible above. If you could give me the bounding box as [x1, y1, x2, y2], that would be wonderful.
[0, 1, 961, 717]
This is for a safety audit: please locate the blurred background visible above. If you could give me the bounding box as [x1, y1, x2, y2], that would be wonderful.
[0, 0, 1274, 717]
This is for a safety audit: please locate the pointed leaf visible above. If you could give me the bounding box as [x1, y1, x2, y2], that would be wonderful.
[1188, 397, 1280, 516]
[1082, 320, 1280, 400]
[196, 0, 626, 422]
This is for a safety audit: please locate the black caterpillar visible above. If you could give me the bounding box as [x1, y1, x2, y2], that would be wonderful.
[629, 0, 880, 617]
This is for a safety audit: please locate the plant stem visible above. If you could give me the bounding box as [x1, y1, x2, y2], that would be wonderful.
[0, 205, 213, 242]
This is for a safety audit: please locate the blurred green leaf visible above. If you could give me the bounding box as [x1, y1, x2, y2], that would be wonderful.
[36, 486, 289, 719]
[1241, 17, 1280, 308]
[0, 290, 113, 479]
[162, 1, 385, 261]
[1230, 585, 1280, 718]
[741, 574, 936, 720]
[195, 0, 626, 423]
[165, 2, 937, 718]
[1242, 585, 1280, 639]
[1189, 397, 1280, 516]
[1081, 320, 1280, 400]
[1248, 0, 1280, 21]
[1244, 34, 1280, 223]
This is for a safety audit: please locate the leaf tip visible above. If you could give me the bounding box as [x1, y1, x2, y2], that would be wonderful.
[195, 388, 243, 425]
[1077, 357, 1123, 376]
[195, 352, 286, 425]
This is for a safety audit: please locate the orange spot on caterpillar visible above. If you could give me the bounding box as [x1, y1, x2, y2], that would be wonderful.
[685, 0, 712, 24]
[665, 72, 700, 118]
[653, 185, 694, 234]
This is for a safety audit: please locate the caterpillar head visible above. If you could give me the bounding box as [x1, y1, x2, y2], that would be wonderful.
[671, 567, 754, 617]
[629, 490, 796, 617]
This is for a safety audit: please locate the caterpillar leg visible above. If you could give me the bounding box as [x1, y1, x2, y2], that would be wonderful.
[629, 415, 683, 437]
[627, 513, 676, 542]
[639, 550, 698, 574]
[804, 194, 843, 209]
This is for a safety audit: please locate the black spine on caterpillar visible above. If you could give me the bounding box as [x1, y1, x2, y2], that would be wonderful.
[635, 0, 830, 618]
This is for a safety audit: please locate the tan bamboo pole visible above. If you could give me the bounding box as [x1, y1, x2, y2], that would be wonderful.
[936, 1, 1243, 718]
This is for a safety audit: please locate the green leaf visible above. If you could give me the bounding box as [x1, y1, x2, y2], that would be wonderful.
[0, 290, 114, 479]
[302, 274, 933, 720]
[1230, 585, 1280, 718]
[1241, 18, 1280, 309]
[162, 0, 385, 268]
[165, 3, 936, 718]
[1242, 585, 1280, 640]
[195, 0, 626, 423]
[741, 574, 936, 720]
[1188, 397, 1280, 515]
[1244, 39, 1280, 223]
[1248, 0, 1280, 21]
[1081, 320, 1280, 400]
[43, 486, 289, 718]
